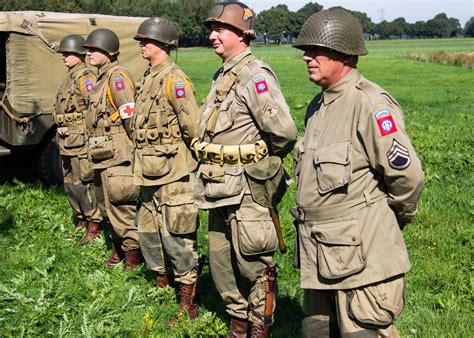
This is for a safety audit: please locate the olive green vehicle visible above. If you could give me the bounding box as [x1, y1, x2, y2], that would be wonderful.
[0, 11, 147, 184]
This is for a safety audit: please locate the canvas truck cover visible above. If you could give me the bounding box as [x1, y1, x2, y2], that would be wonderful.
[0, 11, 147, 120]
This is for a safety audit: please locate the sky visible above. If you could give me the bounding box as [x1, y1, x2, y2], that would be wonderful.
[244, 0, 474, 26]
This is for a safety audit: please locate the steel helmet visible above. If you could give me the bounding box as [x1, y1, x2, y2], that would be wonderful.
[57, 34, 87, 55]
[83, 28, 120, 55]
[204, 1, 256, 39]
[133, 17, 178, 47]
[293, 8, 368, 56]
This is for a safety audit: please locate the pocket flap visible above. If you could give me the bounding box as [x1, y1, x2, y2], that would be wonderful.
[154, 143, 179, 156]
[244, 156, 282, 181]
[315, 141, 351, 165]
[200, 164, 225, 181]
[312, 218, 361, 245]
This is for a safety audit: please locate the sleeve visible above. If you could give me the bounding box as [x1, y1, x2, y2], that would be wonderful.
[79, 73, 97, 105]
[241, 65, 298, 158]
[167, 72, 201, 145]
[358, 96, 424, 226]
[109, 70, 136, 136]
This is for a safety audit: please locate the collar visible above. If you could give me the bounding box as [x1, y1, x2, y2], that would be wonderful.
[222, 48, 252, 73]
[98, 60, 119, 77]
[69, 62, 86, 76]
[322, 68, 361, 106]
[149, 58, 173, 77]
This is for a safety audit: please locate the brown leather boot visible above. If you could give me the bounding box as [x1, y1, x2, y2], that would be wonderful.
[105, 239, 125, 266]
[156, 273, 174, 288]
[80, 221, 101, 245]
[123, 249, 140, 271]
[167, 283, 198, 327]
[227, 317, 249, 338]
[250, 322, 271, 338]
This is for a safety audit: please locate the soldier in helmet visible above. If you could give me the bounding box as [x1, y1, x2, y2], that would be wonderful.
[53, 34, 102, 239]
[83, 28, 140, 270]
[132, 17, 201, 326]
[194, 2, 297, 336]
[291, 8, 424, 337]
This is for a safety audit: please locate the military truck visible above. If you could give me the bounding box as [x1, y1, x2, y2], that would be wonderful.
[0, 11, 147, 184]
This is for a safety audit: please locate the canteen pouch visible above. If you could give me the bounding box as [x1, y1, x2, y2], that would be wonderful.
[311, 218, 366, 279]
[78, 154, 95, 182]
[104, 165, 138, 204]
[314, 140, 351, 194]
[141, 144, 178, 177]
[162, 202, 199, 235]
[89, 135, 114, 162]
[244, 156, 287, 208]
[348, 275, 406, 326]
[200, 164, 245, 199]
[236, 204, 277, 256]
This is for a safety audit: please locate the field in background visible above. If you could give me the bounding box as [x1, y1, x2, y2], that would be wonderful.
[0, 38, 472, 336]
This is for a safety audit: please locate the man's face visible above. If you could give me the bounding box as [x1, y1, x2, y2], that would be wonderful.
[87, 48, 110, 67]
[302, 47, 347, 89]
[138, 38, 160, 61]
[208, 23, 244, 61]
[61, 52, 82, 68]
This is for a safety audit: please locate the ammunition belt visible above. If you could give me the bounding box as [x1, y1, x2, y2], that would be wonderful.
[191, 138, 268, 165]
[133, 128, 182, 146]
[54, 112, 85, 127]
[87, 125, 125, 137]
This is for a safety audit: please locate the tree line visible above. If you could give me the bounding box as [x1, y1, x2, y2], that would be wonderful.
[1, 0, 473, 45]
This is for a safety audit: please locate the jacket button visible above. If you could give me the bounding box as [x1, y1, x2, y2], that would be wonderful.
[208, 172, 213, 177]
[266, 171, 271, 176]
[352, 237, 356, 242]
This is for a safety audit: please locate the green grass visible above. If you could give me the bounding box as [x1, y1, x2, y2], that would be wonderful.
[1, 38, 473, 336]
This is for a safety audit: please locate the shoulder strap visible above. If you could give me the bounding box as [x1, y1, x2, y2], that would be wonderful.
[106, 68, 135, 122]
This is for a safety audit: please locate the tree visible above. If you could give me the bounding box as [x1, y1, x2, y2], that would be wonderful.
[463, 17, 474, 37]
[425, 13, 461, 37]
[330, 6, 373, 33]
[256, 4, 291, 40]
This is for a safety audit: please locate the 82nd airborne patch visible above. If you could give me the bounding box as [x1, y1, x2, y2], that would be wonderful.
[375, 109, 397, 136]
[114, 76, 125, 91]
[387, 139, 411, 170]
[175, 82, 186, 99]
[254, 76, 268, 94]
[84, 79, 94, 93]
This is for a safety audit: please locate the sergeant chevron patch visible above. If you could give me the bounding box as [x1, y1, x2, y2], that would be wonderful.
[387, 139, 411, 170]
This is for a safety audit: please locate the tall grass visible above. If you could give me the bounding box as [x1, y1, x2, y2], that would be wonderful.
[1, 38, 473, 336]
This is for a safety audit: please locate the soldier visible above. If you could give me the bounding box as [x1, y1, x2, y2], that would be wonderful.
[132, 17, 201, 326]
[194, 2, 297, 337]
[83, 28, 140, 270]
[291, 9, 424, 337]
[53, 34, 102, 241]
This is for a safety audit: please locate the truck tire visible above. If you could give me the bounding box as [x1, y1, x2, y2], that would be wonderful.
[38, 134, 63, 186]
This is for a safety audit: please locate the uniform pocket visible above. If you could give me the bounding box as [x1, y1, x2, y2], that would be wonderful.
[78, 155, 95, 182]
[142, 144, 178, 177]
[200, 164, 245, 199]
[348, 275, 406, 326]
[104, 166, 138, 204]
[236, 206, 277, 256]
[311, 218, 366, 279]
[314, 140, 351, 194]
[163, 202, 199, 235]
[89, 136, 114, 161]
[62, 125, 86, 149]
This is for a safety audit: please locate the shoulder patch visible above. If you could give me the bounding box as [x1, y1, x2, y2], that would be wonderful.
[119, 102, 135, 119]
[387, 139, 411, 170]
[114, 76, 125, 91]
[254, 76, 268, 94]
[374, 109, 397, 136]
[175, 82, 186, 99]
[84, 79, 94, 93]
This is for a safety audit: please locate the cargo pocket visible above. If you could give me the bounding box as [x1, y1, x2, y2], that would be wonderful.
[311, 218, 366, 279]
[89, 135, 114, 162]
[244, 156, 287, 208]
[348, 275, 406, 326]
[200, 164, 245, 199]
[78, 155, 95, 182]
[142, 144, 178, 177]
[314, 140, 351, 194]
[63, 127, 86, 149]
[104, 166, 138, 204]
[163, 202, 199, 235]
[236, 207, 277, 256]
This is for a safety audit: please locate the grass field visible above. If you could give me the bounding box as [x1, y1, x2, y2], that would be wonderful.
[1, 38, 473, 336]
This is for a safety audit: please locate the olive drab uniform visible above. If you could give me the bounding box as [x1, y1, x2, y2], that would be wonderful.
[194, 48, 298, 326]
[292, 69, 424, 337]
[133, 59, 200, 284]
[85, 60, 139, 250]
[53, 63, 101, 225]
